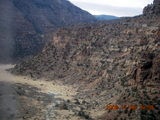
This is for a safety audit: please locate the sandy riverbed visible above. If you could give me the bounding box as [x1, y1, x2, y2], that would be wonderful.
[0, 64, 83, 120]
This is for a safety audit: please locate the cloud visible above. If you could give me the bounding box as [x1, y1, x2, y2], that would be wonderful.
[69, 0, 153, 8]
[69, 0, 153, 16]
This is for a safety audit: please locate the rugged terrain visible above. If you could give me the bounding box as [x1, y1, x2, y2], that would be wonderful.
[12, 0, 160, 120]
[0, 0, 96, 62]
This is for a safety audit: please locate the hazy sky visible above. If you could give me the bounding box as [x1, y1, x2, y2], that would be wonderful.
[69, 0, 153, 17]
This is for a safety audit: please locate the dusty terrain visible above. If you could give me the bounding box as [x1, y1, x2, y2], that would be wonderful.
[0, 64, 100, 120]
[0, 64, 20, 120]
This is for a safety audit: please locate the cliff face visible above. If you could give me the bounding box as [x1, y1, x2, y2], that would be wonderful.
[0, 0, 96, 62]
[13, 15, 160, 119]
[143, 0, 160, 15]
[12, 2, 160, 120]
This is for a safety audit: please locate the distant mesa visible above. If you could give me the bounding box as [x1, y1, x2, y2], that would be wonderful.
[94, 15, 119, 21]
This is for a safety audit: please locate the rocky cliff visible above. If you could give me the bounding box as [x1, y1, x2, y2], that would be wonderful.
[13, 16, 160, 119]
[0, 0, 96, 62]
[12, 1, 160, 120]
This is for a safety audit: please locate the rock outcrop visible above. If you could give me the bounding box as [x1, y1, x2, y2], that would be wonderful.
[143, 0, 160, 16]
